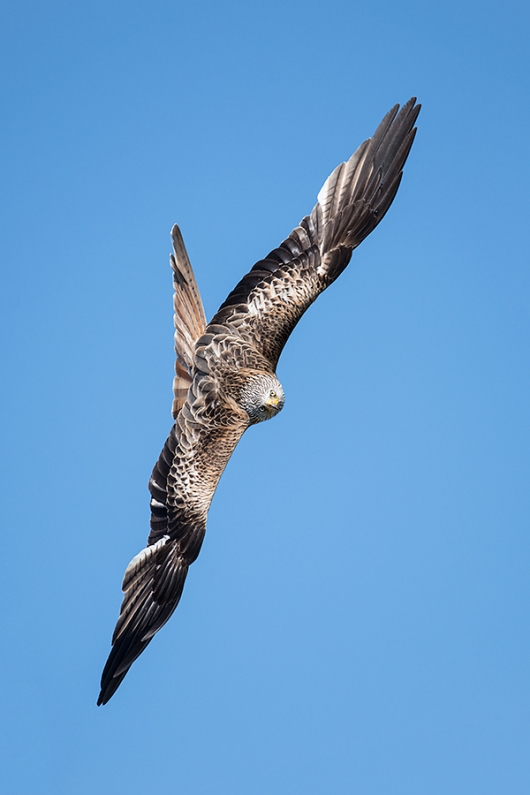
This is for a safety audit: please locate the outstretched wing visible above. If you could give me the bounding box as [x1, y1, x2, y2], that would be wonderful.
[209, 98, 420, 368]
[170, 224, 207, 418]
[98, 373, 248, 705]
[98, 532, 191, 705]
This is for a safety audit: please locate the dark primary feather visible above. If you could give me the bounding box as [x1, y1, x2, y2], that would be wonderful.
[99, 536, 191, 704]
[98, 385, 248, 705]
[98, 99, 420, 705]
[211, 98, 420, 368]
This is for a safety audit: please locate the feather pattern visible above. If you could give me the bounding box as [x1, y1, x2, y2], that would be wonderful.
[170, 224, 207, 418]
[98, 99, 420, 705]
[211, 98, 420, 368]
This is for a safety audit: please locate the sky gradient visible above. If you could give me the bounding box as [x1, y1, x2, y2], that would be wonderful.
[1, 1, 529, 793]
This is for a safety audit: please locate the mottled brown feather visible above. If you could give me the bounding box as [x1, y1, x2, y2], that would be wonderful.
[170, 224, 207, 418]
[98, 99, 420, 705]
[211, 98, 420, 368]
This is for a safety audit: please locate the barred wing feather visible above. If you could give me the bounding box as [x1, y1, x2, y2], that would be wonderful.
[210, 98, 420, 368]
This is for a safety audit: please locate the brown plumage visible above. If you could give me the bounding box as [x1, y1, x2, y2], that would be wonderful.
[98, 98, 420, 705]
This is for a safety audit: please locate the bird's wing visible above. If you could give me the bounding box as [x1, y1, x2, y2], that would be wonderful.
[170, 224, 207, 418]
[98, 532, 191, 705]
[209, 98, 420, 368]
[98, 372, 248, 705]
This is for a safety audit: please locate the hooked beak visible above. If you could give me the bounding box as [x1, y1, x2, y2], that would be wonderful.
[265, 394, 280, 409]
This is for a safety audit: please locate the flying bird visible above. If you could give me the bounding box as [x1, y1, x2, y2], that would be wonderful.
[98, 98, 420, 705]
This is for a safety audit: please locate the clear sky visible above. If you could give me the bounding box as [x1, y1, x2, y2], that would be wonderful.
[1, 1, 529, 793]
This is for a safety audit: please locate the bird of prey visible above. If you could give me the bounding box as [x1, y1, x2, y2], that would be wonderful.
[98, 98, 420, 705]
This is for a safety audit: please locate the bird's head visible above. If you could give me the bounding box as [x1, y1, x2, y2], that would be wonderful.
[240, 373, 285, 424]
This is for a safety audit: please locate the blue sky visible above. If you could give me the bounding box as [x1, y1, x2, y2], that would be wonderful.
[1, 1, 529, 792]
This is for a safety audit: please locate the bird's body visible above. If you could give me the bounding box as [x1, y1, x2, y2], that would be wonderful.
[98, 98, 420, 704]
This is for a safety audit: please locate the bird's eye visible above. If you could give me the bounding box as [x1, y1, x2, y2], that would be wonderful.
[259, 405, 266, 412]
[270, 390, 276, 398]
